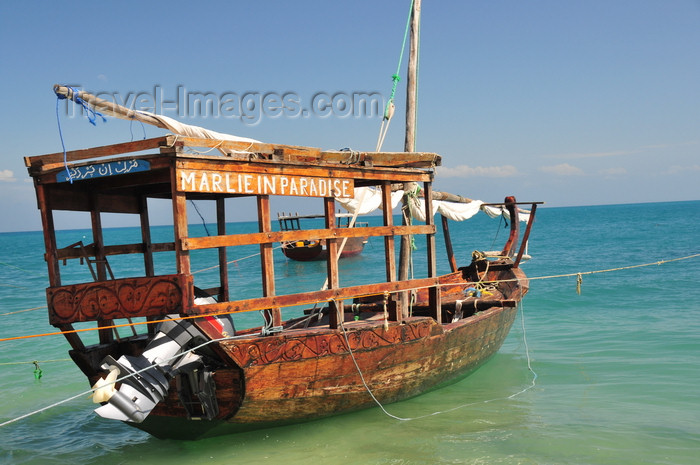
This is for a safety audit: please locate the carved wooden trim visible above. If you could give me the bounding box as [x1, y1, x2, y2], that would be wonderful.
[222, 318, 436, 368]
[47, 274, 191, 325]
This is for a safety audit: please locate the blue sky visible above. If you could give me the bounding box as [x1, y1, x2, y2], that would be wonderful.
[1, 0, 698, 232]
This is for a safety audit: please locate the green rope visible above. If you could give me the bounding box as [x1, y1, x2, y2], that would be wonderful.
[384, 0, 415, 117]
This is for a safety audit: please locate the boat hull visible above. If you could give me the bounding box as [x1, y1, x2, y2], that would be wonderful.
[134, 302, 519, 439]
[282, 236, 367, 261]
[227, 305, 518, 425]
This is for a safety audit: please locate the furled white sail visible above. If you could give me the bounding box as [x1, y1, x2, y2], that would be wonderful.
[337, 186, 529, 222]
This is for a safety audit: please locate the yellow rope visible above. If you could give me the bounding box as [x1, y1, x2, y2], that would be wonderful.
[0, 306, 46, 316]
[0, 253, 697, 343]
[0, 359, 72, 366]
[528, 253, 699, 282]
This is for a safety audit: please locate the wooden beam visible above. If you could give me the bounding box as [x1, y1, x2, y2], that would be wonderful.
[24, 137, 167, 169]
[139, 195, 155, 277]
[441, 215, 458, 273]
[36, 183, 62, 287]
[424, 182, 441, 323]
[514, 203, 538, 268]
[167, 135, 441, 168]
[90, 198, 114, 343]
[382, 181, 396, 283]
[217, 198, 230, 301]
[324, 197, 342, 329]
[56, 241, 174, 261]
[404, 0, 421, 154]
[47, 275, 189, 325]
[258, 195, 281, 326]
[171, 166, 191, 277]
[182, 224, 435, 250]
[184, 275, 463, 317]
[174, 159, 433, 186]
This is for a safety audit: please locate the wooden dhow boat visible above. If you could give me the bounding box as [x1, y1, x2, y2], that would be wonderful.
[27, 39, 541, 438]
[277, 212, 369, 261]
[26, 126, 539, 439]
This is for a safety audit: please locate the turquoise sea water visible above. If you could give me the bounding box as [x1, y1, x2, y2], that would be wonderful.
[1, 200, 699, 464]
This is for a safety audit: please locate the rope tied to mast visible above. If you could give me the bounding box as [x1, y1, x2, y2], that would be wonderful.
[376, 0, 415, 152]
[55, 86, 107, 126]
[54, 86, 107, 184]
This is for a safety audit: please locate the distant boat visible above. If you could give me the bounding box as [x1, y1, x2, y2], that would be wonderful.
[277, 212, 369, 261]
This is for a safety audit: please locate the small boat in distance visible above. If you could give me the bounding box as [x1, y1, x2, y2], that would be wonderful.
[277, 212, 369, 261]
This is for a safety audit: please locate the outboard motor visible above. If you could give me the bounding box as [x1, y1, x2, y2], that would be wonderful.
[91, 309, 234, 423]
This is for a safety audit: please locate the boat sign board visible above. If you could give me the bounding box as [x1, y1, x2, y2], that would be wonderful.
[57, 159, 151, 182]
[178, 169, 354, 198]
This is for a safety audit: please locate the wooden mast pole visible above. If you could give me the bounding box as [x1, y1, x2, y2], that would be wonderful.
[399, 0, 421, 317]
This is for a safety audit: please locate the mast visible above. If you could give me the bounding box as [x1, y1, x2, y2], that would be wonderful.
[398, 0, 421, 315]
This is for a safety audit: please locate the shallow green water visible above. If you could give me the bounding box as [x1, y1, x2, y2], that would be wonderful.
[1, 201, 699, 464]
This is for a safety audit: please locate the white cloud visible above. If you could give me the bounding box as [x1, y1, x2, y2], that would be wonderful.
[599, 167, 627, 176]
[545, 150, 634, 160]
[539, 163, 584, 176]
[0, 169, 16, 182]
[437, 164, 518, 178]
[545, 141, 700, 161]
[664, 164, 700, 175]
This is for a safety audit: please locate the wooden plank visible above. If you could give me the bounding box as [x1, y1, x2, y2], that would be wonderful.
[501, 196, 519, 258]
[424, 182, 441, 323]
[167, 135, 441, 168]
[324, 198, 341, 329]
[35, 183, 62, 287]
[182, 224, 435, 250]
[184, 274, 464, 317]
[178, 168, 355, 198]
[515, 203, 538, 268]
[25, 137, 167, 169]
[216, 198, 229, 302]
[171, 166, 191, 277]
[47, 275, 190, 325]
[441, 215, 458, 273]
[56, 242, 174, 261]
[221, 305, 519, 426]
[139, 195, 155, 277]
[257, 195, 281, 326]
[175, 159, 432, 187]
[24, 134, 439, 173]
[34, 154, 174, 180]
[45, 188, 142, 214]
[90, 200, 114, 344]
[382, 181, 396, 283]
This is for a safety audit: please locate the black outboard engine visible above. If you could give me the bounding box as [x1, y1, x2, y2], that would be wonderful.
[92, 309, 234, 423]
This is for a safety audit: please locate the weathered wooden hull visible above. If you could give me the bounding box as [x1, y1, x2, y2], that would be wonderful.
[225, 305, 518, 425]
[135, 267, 525, 439]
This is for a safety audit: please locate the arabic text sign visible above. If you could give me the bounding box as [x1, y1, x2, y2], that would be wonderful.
[57, 160, 150, 182]
[179, 170, 354, 198]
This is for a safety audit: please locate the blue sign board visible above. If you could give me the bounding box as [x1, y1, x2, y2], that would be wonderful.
[57, 159, 151, 183]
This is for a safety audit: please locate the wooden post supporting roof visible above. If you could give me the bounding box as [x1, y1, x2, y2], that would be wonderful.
[324, 197, 342, 329]
[217, 198, 230, 302]
[258, 195, 281, 327]
[399, 0, 422, 319]
[424, 182, 441, 323]
[171, 164, 191, 314]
